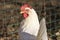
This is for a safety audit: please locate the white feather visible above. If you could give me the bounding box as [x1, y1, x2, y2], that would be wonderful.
[19, 8, 40, 40]
[22, 8, 40, 36]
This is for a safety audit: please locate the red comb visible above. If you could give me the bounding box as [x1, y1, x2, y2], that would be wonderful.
[20, 4, 32, 10]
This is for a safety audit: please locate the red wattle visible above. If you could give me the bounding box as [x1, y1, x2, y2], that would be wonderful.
[22, 13, 28, 19]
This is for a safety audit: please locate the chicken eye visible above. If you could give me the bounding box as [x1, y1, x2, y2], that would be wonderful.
[26, 9, 29, 11]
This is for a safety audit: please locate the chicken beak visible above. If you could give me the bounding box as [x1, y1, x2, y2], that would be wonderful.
[20, 11, 23, 14]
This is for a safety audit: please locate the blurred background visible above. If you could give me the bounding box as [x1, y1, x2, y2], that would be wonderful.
[0, 0, 60, 40]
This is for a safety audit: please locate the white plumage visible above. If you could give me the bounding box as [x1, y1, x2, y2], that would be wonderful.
[18, 8, 40, 40]
[37, 18, 48, 40]
[21, 8, 40, 36]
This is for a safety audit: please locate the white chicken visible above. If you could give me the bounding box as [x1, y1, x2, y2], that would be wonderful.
[18, 4, 40, 40]
[37, 18, 48, 40]
[18, 4, 48, 40]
